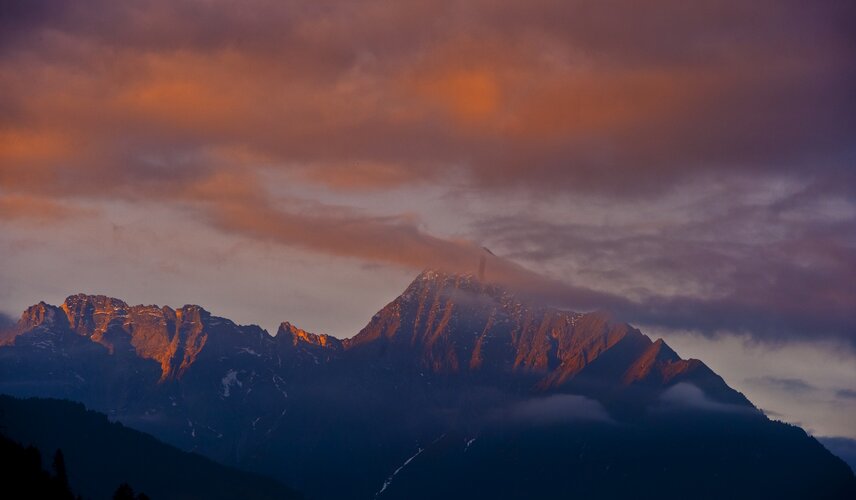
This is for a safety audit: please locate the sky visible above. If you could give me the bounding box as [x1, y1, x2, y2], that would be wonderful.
[1, 1, 854, 439]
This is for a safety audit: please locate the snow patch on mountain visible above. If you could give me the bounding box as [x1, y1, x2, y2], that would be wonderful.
[221, 369, 242, 397]
[465, 437, 476, 451]
[272, 374, 288, 399]
[375, 446, 425, 498]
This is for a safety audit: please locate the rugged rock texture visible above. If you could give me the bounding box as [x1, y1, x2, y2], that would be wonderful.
[1, 269, 852, 499]
[276, 321, 343, 365]
[61, 295, 217, 380]
[347, 270, 748, 407]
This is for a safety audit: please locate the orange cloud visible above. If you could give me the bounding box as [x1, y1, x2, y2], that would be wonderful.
[0, 194, 89, 222]
[0, 129, 88, 193]
[414, 68, 502, 123]
[0, 0, 852, 256]
[295, 161, 427, 191]
[0, 0, 853, 351]
[0, 129, 76, 164]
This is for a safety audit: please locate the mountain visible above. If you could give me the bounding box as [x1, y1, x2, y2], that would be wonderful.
[372, 413, 855, 500]
[819, 437, 856, 473]
[1, 270, 854, 499]
[344, 271, 750, 412]
[0, 395, 301, 499]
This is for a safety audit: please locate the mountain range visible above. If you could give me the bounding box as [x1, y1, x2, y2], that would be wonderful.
[1, 270, 854, 498]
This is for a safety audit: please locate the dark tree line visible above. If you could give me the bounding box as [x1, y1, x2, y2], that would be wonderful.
[113, 482, 150, 500]
[0, 434, 147, 500]
[0, 436, 76, 499]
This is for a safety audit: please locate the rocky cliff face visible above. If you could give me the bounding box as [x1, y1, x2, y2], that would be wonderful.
[276, 321, 342, 366]
[346, 270, 748, 405]
[61, 294, 215, 380]
[3, 295, 234, 381]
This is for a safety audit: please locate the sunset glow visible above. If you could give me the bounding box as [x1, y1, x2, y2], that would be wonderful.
[1, 1, 855, 495]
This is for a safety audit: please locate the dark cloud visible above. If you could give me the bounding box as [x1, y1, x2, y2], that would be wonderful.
[836, 389, 856, 401]
[473, 178, 856, 348]
[746, 377, 818, 394]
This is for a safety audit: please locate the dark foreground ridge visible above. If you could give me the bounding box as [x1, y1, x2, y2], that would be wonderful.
[0, 395, 301, 500]
[1, 270, 854, 499]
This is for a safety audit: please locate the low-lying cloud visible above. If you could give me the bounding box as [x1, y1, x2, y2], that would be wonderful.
[0, 312, 15, 331]
[506, 394, 614, 425]
[836, 389, 856, 401]
[654, 383, 754, 414]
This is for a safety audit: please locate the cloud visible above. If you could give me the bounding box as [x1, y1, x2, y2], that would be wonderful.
[0, 0, 853, 352]
[0, 194, 93, 223]
[746, 376, 817, 394]
[655, 383, 753, 414]
[836, 389, 856, 401]
[0, 311, 14, 330]
[761, 408, 784, 418]
[506, 394, 614, 425]
[2, 0, 853, 195]
[471, 176, 856, 348]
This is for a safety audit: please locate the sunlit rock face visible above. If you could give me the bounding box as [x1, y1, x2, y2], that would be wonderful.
[61, 294, 212, 380]
[347, 270, 748, 406]
[347, 270, 585, 373]
[276, 321, 342, 366]
[0, 271, 852, 499]
[0, 302, 73, 351]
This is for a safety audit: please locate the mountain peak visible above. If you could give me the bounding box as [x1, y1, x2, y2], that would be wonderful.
[345, 270, 750, 407]
[0, 302, 69, 346]
[277, 322, 340, 349]
[63, 293, 130, 311]
[23, 301, 68, 327]
[6, 294, 229, 380]
[415, 268, 447, 281]
[411, 268, 479, 287]
[61, 294, 212, 321]
[352, 268, 630, 377]
[405, 268, 515, 304]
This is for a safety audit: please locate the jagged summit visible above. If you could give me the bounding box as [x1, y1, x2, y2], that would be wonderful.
[406, 268, 613, 323]
[277, 322, 336, 346]
[410, 267, 502, 289]
[400, 268, 555, 317]
[5, 293, 268, 380]
[2, 274, 750, 406]
[61, 293, 213, 322]
[343, 268, 751, 406]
